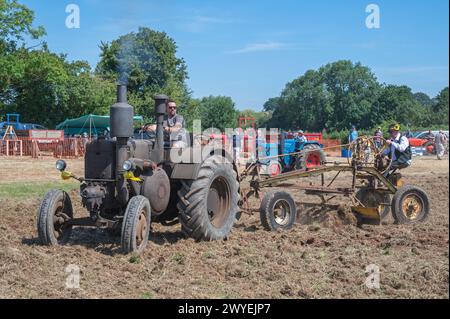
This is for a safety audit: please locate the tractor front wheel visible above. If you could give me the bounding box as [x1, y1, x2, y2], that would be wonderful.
[37, 190, 73, 246]
[121, 196, 152, 254]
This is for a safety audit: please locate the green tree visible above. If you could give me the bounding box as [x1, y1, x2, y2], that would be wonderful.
[3, 49, 115, 127]
[432, 87, 449, 125]
[96, 27, 190, 121]
[263, 97, 281, 112]
[0, 0, 45, 49]
[267, 60, 380, 131]
[239, 109, 271, 128]
[374, 85, 426, 128]
[413, 92, 434, 108]
[198, 96, 238, 131]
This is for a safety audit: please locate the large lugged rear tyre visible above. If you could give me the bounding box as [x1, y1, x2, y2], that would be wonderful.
[121, 196, 151, 254]
[37, 190, 73, 246]
[177, 155, 240, 241]
[391, 185, 430, 224]
[355, 188, 391, 220]
[260, 191, 297, 231]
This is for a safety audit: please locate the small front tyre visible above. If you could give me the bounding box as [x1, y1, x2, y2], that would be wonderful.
[121, 196, 151, 254]
[37, 190, 73, 246]
[260, 191, 297, 231]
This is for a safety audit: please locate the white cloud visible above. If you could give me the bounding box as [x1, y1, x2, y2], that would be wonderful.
[182, 15, 234, 33]
[229, 42, 291, 54]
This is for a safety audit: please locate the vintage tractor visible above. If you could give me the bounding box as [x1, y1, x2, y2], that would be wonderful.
[37, 85, 240, 253]
[258, 132, 326, 176]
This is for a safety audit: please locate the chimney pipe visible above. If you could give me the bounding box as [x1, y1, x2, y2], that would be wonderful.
[117, 84, 127, 103]
[110, 84, 134, 205]
[110, 84, 134, 139]
[154, 94, 168, 163]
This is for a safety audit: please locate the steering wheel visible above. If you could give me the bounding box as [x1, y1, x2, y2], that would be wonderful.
[347, 136, 393, 174]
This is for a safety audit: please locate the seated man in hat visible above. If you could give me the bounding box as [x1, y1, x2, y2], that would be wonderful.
[378, 123, 412, 177]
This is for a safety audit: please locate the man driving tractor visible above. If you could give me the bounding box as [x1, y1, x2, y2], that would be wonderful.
[379, 123, 412, 177]
[143, 99, 187, 147]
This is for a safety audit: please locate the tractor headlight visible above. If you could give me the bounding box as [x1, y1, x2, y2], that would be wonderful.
[122, 160, 133, 171]
[56, 160, 67, 172]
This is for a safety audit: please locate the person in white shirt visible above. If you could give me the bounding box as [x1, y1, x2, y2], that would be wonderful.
[380, 123, 412, 176]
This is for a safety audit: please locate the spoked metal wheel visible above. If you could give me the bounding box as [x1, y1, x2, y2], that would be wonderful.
[135, 209, 148, 249]
[401, 193, 424, 221]
[121, 196, 152, 254]
[37, 190, 73, 246]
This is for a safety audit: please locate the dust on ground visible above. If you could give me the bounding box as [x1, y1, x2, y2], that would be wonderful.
[0, 155, 448, 298]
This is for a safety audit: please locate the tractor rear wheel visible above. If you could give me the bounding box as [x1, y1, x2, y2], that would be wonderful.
[296, 144, 326, 170]
[37, 190, 73, 246]
[121, 196, 151, 254]
[260, 191, 297, 231]
[177, 155, 240, 241]
[391, 185, 430, 224]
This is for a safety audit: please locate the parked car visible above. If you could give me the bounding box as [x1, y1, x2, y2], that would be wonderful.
[408, 130, 449, 155]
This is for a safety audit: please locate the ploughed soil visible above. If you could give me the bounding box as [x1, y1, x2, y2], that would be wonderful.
[0, 156, 448, 299]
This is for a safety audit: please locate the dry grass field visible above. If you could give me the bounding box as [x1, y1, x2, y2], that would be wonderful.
[0, 155, 448, 299]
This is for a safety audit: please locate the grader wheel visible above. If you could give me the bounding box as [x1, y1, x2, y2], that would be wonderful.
[391, 185, 430, 224]
[260, 191, 297, 231]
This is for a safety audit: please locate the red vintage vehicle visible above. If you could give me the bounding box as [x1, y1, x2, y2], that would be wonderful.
[408, 132, 436, 155]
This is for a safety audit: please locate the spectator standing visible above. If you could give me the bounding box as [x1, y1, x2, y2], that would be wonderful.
[348, 126, 358, 144]
[435, 130, 448, 160]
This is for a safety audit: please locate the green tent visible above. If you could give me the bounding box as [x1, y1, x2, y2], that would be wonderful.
[56, 114, 144, 136]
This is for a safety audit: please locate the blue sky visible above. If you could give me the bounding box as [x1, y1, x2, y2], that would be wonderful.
[22, 0, 449, 110]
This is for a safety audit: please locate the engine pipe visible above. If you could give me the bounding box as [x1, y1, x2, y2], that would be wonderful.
[110, 84, 134, 205]
[154, 94, 168, 164]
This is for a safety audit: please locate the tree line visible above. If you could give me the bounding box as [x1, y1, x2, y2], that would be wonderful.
[264, 60, 448, 133]
[1, 0, 448, 133]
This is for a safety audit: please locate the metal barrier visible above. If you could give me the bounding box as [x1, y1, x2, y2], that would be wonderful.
[0, 137, 90, 159]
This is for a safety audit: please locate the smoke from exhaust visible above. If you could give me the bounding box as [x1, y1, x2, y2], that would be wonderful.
[117, 36, 134, 85]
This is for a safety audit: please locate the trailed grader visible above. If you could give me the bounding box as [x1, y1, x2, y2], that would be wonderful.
[37, 85, 240, 253]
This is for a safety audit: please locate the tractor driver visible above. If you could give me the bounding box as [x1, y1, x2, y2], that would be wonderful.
[379, 123, 412, 176]
[144, 99, 187, 147]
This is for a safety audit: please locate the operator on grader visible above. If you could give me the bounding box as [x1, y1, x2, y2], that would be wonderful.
[379, 123, 412, 178]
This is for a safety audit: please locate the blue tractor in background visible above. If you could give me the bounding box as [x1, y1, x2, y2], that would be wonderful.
[0, 114, 47, 137]
[257, 132, 326, 176]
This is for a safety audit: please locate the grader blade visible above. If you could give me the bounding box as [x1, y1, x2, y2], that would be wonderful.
[351, 206, 381, 220]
